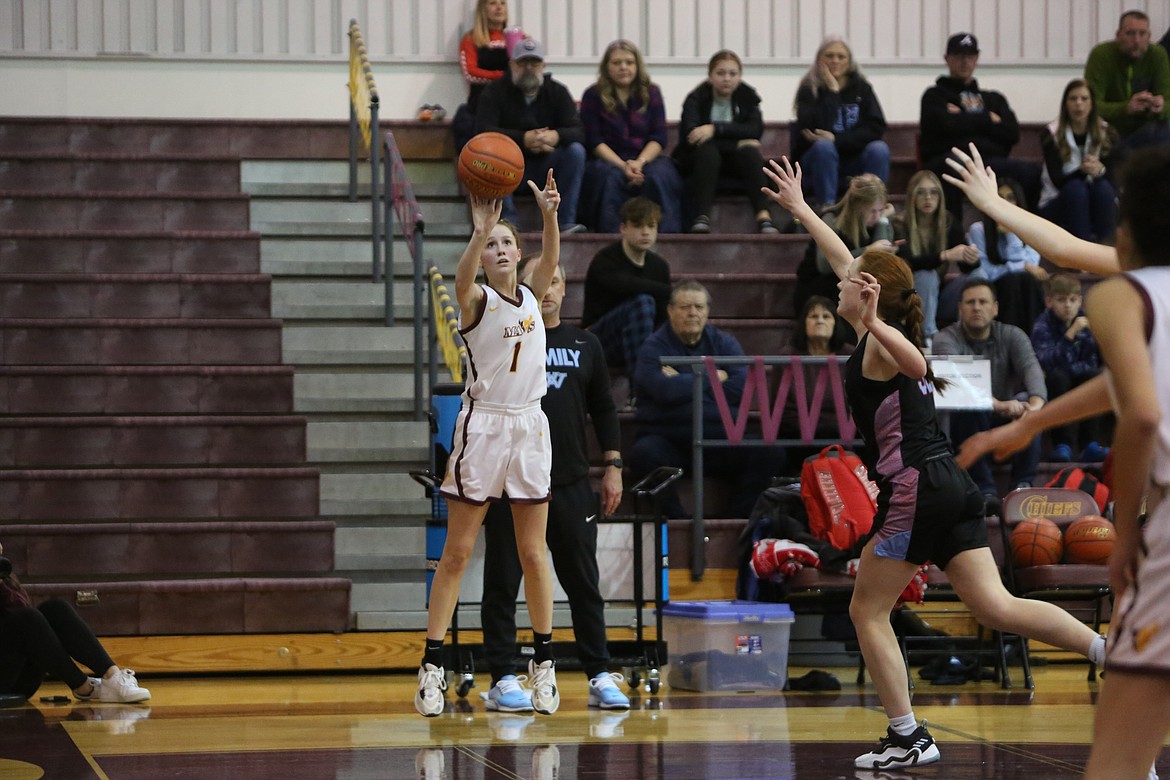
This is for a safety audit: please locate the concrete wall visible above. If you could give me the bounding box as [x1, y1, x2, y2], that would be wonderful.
[2, 0, 1166, 123]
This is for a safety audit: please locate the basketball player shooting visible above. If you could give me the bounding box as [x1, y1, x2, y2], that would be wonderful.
[413, 170, 564, 719]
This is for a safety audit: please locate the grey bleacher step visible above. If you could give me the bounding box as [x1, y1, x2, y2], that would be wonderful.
[293, 369, 416, 413]
[283, 325, 414, 364]
[320, 471, 429, 516]
[354, 605, 638, 632]
[251, 199, 468, 238]
[334, 525, 425, 570]
[271, 279, 413, 320]
[262, 237, 463, 277]
[308, 420, 428, 462]
[241, 159, 459, 198]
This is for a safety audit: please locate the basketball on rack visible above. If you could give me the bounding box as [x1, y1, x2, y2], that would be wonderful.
[457, 132, 525, 199]
[1010, 516, 1063, 567]
[1063, 515, 1116, 565]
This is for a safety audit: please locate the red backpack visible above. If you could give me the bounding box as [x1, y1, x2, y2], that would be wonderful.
[1046, 466, 1110, 513]
[800, 445, 880, 550]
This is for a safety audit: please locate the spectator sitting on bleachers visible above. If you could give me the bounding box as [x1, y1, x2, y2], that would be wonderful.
[1029, 272, 1109, 464]
[893, 170, 980, 345]
[1085, 9, 1170, 160]
[793, 173, 894, 326]
[966, 177, 1048, 334]
[579, 39, 683, 234]
[933, 277, 1046, 511]
[671, 50, 779, 235]
[1038, 79, 1117, 243]
[453, 0, 516, 151]
[475, 37, 587, 233]
[628, 280, 784, 519]
[790, 36, 890, 211]
[581, 196, 672, 403]
[779, 295, 854, 473]
[920, 32, 1039, 217]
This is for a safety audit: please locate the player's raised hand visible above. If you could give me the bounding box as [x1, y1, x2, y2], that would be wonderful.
[469, 196, 503, 235]
[943, 143, 1000, 214]
[761, 157, 805, 213]
[529, 168, 561, 215]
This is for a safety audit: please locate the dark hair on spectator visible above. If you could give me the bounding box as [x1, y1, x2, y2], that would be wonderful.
[980, 178, 1026, 266]
[620, 196, 662, 227]
[1056, 79, 1115, 161]
[1117, 146, 1170, 267]
[792, 295, 848, 354]
[1119, 9, 1149, 27]
[960, 275, 997, 300]
[1045, 272, 1082, 297]
[670, 278, 711, 306]
[856, 250, 948, 390]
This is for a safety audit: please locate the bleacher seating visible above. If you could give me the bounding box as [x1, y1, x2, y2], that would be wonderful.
[0, 118, 351, 635]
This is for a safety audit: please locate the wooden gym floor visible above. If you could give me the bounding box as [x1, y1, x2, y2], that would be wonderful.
[2, 662, 1162, 779]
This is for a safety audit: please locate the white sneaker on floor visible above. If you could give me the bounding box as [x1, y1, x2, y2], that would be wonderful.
[528, 659, 560, 715]
[414, 663, 447, 717]
[97, 669, 151, 703]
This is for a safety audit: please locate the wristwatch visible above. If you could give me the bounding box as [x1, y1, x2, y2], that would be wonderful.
[605, 457, 624, 469]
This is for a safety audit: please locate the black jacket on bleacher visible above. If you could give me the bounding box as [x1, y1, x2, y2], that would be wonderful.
[919, 75, 1020, 162]
[474, 71, 585, 155]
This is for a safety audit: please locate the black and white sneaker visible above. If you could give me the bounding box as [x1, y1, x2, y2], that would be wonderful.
[854, 720, 940, 769]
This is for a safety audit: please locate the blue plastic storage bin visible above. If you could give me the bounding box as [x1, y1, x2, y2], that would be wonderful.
[662, 600, 795, 691]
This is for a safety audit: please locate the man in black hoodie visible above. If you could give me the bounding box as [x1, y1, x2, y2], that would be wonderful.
[920, 33, 1040, 216]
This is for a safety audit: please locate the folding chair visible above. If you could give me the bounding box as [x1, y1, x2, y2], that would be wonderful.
[999, 487, 1113, 686]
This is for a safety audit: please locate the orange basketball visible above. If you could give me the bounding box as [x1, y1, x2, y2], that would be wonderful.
[1064, 515, 1116, 565]
[457, 132, 525, 199]
[1010, 517, 1064, 567]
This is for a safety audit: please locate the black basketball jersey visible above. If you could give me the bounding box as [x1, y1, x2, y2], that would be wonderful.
[844, 323, 951, 486]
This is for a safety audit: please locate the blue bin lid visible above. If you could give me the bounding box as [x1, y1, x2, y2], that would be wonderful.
[661, 600, 793, 622]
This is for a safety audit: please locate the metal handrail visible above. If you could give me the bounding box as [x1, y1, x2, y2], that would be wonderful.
[655, 354, 862, 581]
[347, 19, 382, 282]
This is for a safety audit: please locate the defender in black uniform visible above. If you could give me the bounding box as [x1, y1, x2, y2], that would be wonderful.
[764, 156, 1106, 771]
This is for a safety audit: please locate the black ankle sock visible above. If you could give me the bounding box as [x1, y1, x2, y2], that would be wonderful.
[422, 639, 444, 669]
[533, 632, 554, 665]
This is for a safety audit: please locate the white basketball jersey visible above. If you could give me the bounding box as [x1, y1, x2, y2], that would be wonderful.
[1112, 267, 1170, 486]
[460, 283, 547, 406]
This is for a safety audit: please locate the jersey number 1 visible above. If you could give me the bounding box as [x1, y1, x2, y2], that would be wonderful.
[509, 342, 522, 373]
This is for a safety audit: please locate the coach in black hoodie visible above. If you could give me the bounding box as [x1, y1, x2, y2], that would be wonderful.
[920, 32, 1039, 215]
